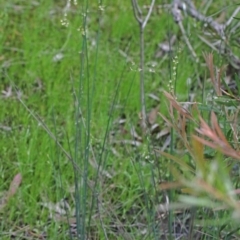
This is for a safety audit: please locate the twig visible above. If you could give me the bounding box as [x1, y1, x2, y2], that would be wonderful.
[230, 21, 240, 35]
[142, 0, 155, 29]
[172, 1, 198, 60]
[172, 0, 240, 69]
[131, 0, 142, 23]
[131, 0, 155, 131]
[178, 21, 198, 61]
[198, 35, 218, 51]
[225, 6, 240, 28]
[173, 0, 225, 37]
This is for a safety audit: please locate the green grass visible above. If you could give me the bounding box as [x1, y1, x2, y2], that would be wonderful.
[1, 0, 240, 239]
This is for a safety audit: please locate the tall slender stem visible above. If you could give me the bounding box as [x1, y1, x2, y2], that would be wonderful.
[131, 0, 155, 131]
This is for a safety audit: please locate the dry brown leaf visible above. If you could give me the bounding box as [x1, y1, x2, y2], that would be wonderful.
[147, 106, 159, 125]
[7, 173, 22, 199]
[156, 127, 170, 139]
[0, 173, 22, 211]
[159, 181, 183, 190]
